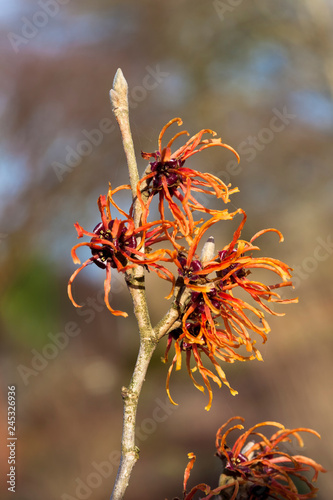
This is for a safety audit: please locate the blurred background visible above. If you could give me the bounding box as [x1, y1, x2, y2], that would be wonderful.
[1, 1, 332, 499]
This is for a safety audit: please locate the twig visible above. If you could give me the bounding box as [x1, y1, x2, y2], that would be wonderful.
[110, 336, 157, 500]
[110, 69, 157, 500]
[153, 282, 192, 340]
[110, 69, 142, 228]
[109, 69, 186, 500]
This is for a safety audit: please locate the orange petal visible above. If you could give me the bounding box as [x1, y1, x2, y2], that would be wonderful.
[104, 264, 128, 317]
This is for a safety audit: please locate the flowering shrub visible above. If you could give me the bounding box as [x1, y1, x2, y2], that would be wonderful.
[68, 70, 325, 500]
[69, 119, 297, 409]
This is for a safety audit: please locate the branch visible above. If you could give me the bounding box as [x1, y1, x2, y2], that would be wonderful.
[153, 237, 216, 339]
[153, 282, 192, 340]
[110, 69, 157, 500]
[110, 69, 141, 228]
[109, 69, 192, 500]
[111, 336, 157, 500]
[111, 280, 191, 500]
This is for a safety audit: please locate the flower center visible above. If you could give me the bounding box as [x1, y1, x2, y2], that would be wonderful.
[190, 289, 220, 315]
[177, 254, 202, 279]
[90, 221, 137, 269]
[217, 249, 247, 283]
[149, 158, 184, 193]
[169, 322, 204, 350]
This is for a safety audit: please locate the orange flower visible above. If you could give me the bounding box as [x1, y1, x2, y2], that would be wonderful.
[68, 186, 175, 317]
[164, 210, 297, 410]
[137, 117, 239, 236]
[180, 417, 326, 500]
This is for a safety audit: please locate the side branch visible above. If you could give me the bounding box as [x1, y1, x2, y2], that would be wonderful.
[153, 282, 192, 340]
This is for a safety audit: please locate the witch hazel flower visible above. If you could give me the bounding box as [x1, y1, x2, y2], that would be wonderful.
[177, 417, 326, 500]
[164, 210, 297, 410]
[214, 417, 326, 500]
[68, 185, 176, 317]
[137, 117, 240, 236]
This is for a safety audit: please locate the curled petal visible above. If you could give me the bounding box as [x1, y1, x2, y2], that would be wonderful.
[166, 353, 179, 407]
[158, 116, 183, 151]
[183, 452, 196, 493]
[107, 183, 132, 218]
[250, 227, 284, 243]
[68, 258, 95, 307]
[104, 263, 128, 317]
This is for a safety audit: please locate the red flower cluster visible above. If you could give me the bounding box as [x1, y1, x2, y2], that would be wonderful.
[68, 185, 175, 317]
[69, 119, 297, 410]
[164, 210, 297, 410]
[180, 417, 326, 500]
[137, 117, 239, 236]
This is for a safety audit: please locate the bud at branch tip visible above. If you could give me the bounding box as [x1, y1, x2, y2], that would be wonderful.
[110, 68, 128, 107]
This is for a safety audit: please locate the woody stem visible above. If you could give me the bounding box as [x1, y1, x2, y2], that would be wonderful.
[110, 69, 141, 228]
[110, 332, 157, 500]
[109, 69, 157, 500]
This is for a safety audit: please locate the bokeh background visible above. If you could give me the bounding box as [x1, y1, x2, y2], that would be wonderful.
[1, 1, 332, 499]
